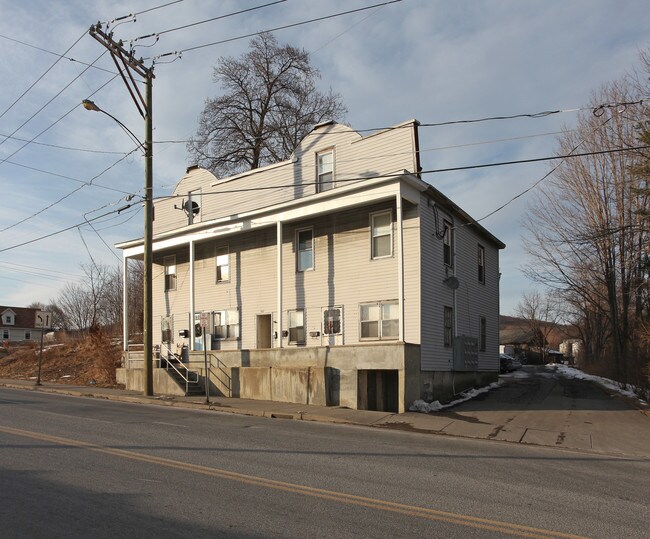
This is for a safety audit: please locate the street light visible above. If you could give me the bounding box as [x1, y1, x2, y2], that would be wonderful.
[82, 97, 154, 397]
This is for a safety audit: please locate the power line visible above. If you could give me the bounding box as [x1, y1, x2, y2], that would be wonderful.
[0, 260, 84, 278]
[152, 0, 403, 60]
[131, 1, 287, 43]
[106, 0, 186, 24]
[0, 148, 140, 234]
[0, 132, 127, 154]
[0, 30, 87, 121]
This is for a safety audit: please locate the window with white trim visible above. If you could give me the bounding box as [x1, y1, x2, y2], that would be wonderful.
[360, 300, 398, 340]
[323, 307, 342, 335]
[479, 316, 486, 352]
[478, 244, 485, 284]
[443, 221, 453, 267]
[2, 329, 9, 339]
[24, 331, 31, 340]
[216, 246, 230, 283]
[444, 306, 453, 347]
[371, 211, 392, 259]
[164, 255, 177, 291]
[296, 228, 314, 271]
[213, 309, 239, 340]
[317, 150, 334, 192]
[288, 309, 305, 344]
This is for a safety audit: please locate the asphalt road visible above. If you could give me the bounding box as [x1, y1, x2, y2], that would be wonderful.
[0, 387, 648, 538]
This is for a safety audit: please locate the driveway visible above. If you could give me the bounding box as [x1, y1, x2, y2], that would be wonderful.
[415, 365, 650, 457]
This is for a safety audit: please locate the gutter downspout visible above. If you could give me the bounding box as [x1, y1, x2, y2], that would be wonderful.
[277, 221, 283, 349]
[396, 192, 405, 342]
[122, 255, 129, 352]
[189, 240, 195, 350]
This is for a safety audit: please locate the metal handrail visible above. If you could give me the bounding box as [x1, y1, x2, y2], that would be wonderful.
[160, 343, 199, 393]
[206, 353, 231, 397]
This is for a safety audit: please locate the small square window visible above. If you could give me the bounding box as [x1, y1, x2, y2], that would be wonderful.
[317, 150, 334, 192]
[24, 331, 31, 340]
[296, 228, 314, 271]
[216, 246, 230, 282]
[288, 309, 305, 344]
[371, 211, 392, 259]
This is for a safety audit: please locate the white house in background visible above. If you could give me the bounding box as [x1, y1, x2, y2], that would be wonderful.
[116, 119, 505, 412]
[1, 306, 42, 344]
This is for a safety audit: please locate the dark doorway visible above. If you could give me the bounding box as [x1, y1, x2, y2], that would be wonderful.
[256, 314, 272, 349]
[358, 369, 398, 412]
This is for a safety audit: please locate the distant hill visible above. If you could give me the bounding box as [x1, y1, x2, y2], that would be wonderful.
[499, 315, 579, 349]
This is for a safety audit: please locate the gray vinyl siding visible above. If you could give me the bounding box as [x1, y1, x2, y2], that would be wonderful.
[419, 194, 500, 372]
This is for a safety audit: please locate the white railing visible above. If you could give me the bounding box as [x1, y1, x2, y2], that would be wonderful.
[160, 343, 199, 394]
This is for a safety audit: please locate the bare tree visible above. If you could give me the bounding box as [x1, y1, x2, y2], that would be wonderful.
[188, 32, 347, 177]
[515, 290, 562, 363]
[523, 73, 649, 383]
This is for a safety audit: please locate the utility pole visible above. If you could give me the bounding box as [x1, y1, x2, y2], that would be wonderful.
[89, 23, 155, 396]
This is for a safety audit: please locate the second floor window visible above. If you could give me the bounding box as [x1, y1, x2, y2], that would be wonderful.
[296, 228, 314, 271]
[164, 255, 177, 291]
[371, 211, 392, 259]
[317, 150, 334, 192]
[216, 246, 230, 282]
[478, 244, 485, 284]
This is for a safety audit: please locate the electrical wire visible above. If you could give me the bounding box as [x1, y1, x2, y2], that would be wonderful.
[0, 132, 128, 154]
[152, 0, 403, 60]
[0, 148, 140, 233]
[0, 30, 87, 121]
[0, 260, 84, 278]
[106, 0, 185, 24]
[131, 1, 287, 43]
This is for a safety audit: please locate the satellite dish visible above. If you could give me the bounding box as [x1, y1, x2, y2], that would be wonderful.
[183, 200, 200, 216]
[443, 276, 460, 290]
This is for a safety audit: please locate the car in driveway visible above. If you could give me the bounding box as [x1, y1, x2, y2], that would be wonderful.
[500, 353, 522, 373]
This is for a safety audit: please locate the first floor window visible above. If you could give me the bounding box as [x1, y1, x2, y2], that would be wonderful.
[323, 307, 342, 335]
[371, 211, 392, 259]
[164, 255, 177, 291]
[360, 300, 399, 340]
[3, 329, 9, 339]
[216, 246, 230, 282]
[24, 331, 31, 340]
[288, 309, 305, 344]
[479, 316, 486, 352]
[213, 309, 239, 340]
[444, 306, 453, 347]
[296, 228, 314, 271]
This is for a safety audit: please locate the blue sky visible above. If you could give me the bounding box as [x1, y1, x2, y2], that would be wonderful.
[0, 0, 648, 314]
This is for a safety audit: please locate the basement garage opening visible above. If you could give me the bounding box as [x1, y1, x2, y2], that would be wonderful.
[357, 369, 398, 413]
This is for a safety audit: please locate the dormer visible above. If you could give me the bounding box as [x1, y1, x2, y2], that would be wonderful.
[2, 309, 16, 326]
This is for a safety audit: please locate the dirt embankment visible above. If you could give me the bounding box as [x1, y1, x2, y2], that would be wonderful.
[0, 334, 123, 388]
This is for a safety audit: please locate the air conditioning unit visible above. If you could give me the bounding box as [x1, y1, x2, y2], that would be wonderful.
[453, 336, 478, 371]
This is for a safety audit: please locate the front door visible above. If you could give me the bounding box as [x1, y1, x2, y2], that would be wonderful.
[256, 314, 272, 349]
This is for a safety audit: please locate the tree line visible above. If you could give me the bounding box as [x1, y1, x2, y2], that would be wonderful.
[522, 50, 649, 388]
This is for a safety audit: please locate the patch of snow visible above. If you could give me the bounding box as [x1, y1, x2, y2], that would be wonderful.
[410, 381, 503, 413]
[547, 364, 648, 405]
[60, 375, 72, 378]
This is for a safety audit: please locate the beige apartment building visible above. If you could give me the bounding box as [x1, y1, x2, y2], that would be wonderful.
[117, 120, 504, 412]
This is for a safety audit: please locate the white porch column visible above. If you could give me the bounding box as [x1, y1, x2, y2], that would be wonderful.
[277, 221, 283, 349]
[122, 255, 129, 351]
[396, 193, 405, 342]
[189, 240, 196, 350]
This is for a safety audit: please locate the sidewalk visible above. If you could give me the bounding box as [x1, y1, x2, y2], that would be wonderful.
[1, 377, 648, 459]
